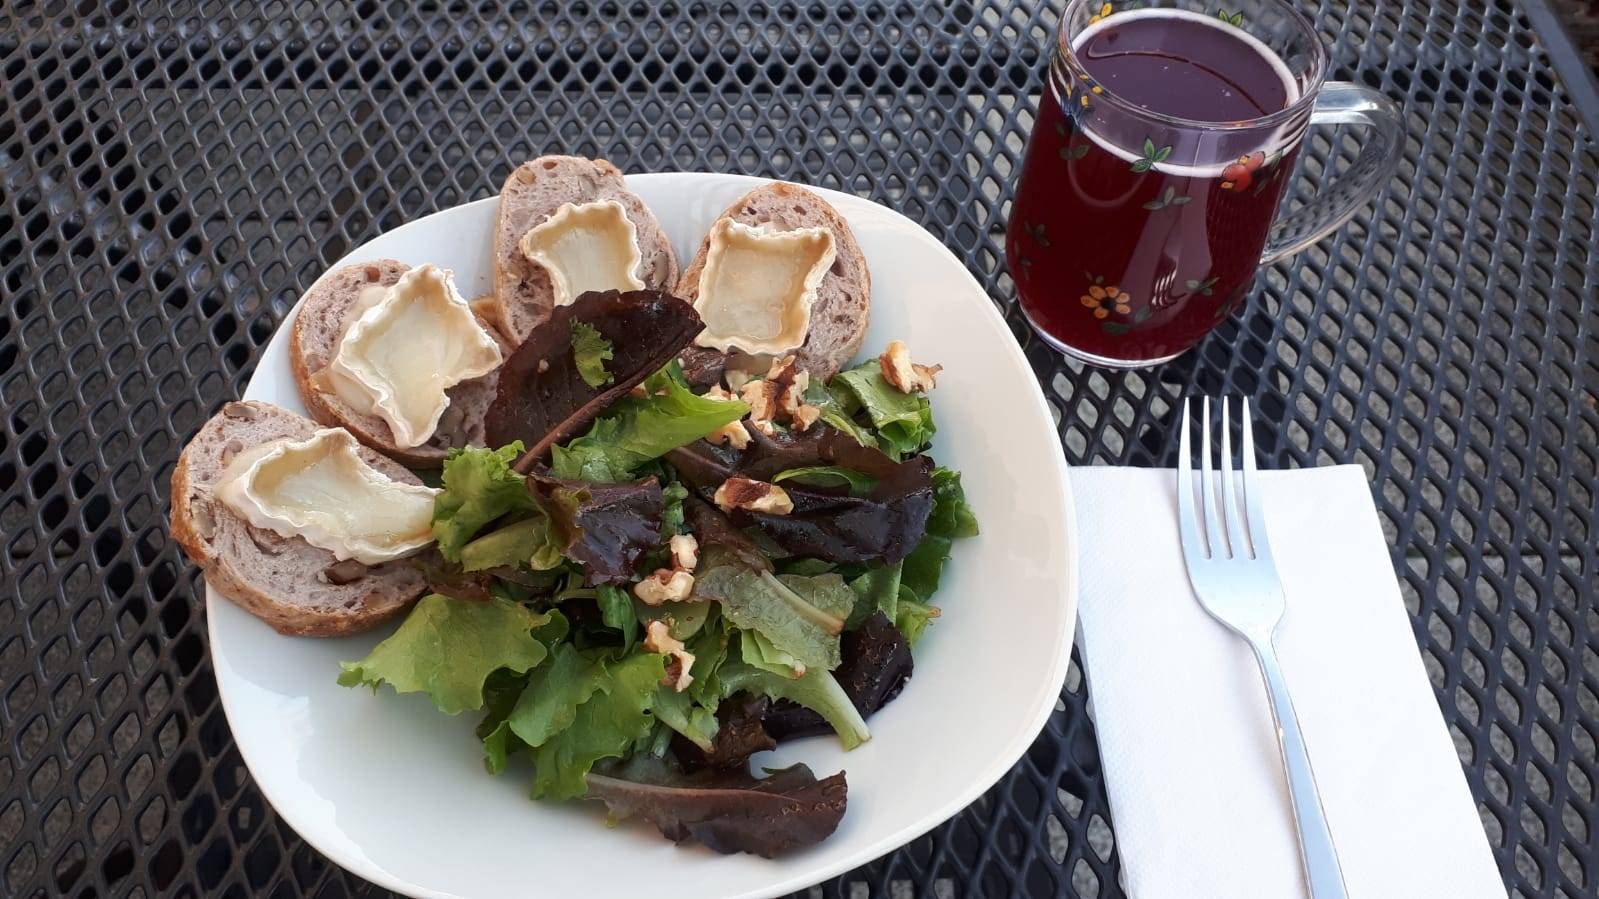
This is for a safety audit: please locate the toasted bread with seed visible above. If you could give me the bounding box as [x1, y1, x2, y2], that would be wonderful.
[290, 260, 507, 468]
[676, 182, 870, 382]
[169, 401, 428, 637]
[492, 155, 679, 346]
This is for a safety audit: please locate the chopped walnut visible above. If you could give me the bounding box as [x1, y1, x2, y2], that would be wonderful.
[740, 376, 779, 423]
[644, 620, 696, 692]
[629, 383, 648, 398]
[707, 419, 752, 450]
[669, 534, 699, 572]
[661, 649, 695, 692]
[878, 340, 942, 393]
[633, 568, 695, 605]
[739, 355, 818, 432]
[704, 384, 735, 401]
[714, 477, 794, 515]
[723, 369, 752, 392]
[643, 619, 684, 654]
[791, 402, 822, 432]
[750, 418, 779, 437]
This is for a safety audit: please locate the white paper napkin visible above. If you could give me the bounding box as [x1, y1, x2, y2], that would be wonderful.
[1070, 465, 1505, 899]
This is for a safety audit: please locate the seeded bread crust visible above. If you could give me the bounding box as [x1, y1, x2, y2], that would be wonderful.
[170, 401, 430, 637]
[676, 182, 871, 382]
[492, 155, 679, 345]
[290, 260, 507, 468]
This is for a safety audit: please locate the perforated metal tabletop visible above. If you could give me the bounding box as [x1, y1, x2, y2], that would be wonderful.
[2, 1, 1596, 896]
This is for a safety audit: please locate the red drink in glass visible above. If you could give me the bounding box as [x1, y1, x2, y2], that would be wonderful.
[1006, 1, 1404, 368]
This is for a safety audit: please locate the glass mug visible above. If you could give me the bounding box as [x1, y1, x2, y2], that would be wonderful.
[1005, 0, 1403, 368]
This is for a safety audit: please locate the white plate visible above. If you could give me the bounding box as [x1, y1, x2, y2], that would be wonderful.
[211, 172, 1077, 899]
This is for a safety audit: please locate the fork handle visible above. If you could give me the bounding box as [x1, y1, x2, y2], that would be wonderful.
[1249, 636, 1349, 899]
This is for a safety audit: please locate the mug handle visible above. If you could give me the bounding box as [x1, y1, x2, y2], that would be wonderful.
[1259, 83, 1404, 264]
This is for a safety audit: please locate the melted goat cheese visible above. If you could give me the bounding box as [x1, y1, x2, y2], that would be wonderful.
[320, 264, 503, 448]
[518, 200, 646, 307]
[692, 220, 836, 356]
[215, 428, 438, 564]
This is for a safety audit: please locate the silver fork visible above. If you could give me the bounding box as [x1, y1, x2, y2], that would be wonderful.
[1177, 397, 1349, 899]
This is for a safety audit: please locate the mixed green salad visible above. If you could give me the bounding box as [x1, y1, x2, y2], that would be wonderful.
[337, 289, 977, 856]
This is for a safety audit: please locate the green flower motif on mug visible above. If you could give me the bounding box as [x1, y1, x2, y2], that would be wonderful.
[1131, 138, 1173, 173]
[1186, 276, 1219, 296]
[1143, 186, 1193, 210]
[1217, 9, 1244, 26]
[1025, 222, 1052, 247]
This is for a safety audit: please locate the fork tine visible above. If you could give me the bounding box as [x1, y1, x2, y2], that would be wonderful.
[1200, 397, 1227, 558]
[1219, 397, 1250, 558]
[1239, 398, 1274, 561]
[1177, 398, 1204, 562]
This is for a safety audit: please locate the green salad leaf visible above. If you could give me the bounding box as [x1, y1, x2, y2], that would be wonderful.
[529, 651, 666, 799]
[720, 658, 870, 750]
[660, 480, 689, 537]
[477, 669, 528, 774]
[597, 584, 639, 650]
[845, 561, 903, 630]
[803, 379, 877, 447]
[894, 597, 940, 646]
[459, 514, 563, 572]
[900, 467, 979, 601]
[832, 362, 936, 458]
[741, 627, 808, 677]
[571, 320, 615, 388]
[552, 370, 747, 482]
[693, 565, 853, 671]
[508, 643, 604, 749]
[773, 466, 879, 496]
[651, 687, 720, 751]
[634, 599, 714, 642]
[433, 443, 538, 561]
[338, 595, 550, 715]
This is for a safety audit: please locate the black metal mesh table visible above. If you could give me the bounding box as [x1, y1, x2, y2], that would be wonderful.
[2, 1, 1596, 896]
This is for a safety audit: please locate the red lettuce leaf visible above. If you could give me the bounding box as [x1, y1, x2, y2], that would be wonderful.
[484, 289, 703, 471]
[682, 494, 771, 572]
[584, 756, 847, 857]
[668, 425, 935, 563]
[762, 611, 914, 741]
[528, 472, 663, 585]
[670, 693, 777, 772]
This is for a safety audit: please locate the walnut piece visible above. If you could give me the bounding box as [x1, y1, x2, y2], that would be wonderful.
[878, 339, 942, 393]
[643, 619, 684, 654]
[791, 403, 822, 432]
[669, 534, 699, 572]
[707, 419, 751, 449]
[739, 376, 779, 423]
[633, 568, 695, 605]
[738, 354, 821, 431]
[661, 649, 695, 692]
[714, 476, 794, 515]
[644, 620, 696, 692]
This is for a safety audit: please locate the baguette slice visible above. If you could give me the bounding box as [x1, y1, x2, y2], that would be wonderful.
[170, 401, 430, 637]
[290, 260, 506, 468]
[676, 182, 871, 382]
[492, 155, 678, 344]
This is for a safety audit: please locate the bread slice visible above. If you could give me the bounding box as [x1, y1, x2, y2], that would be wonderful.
[676, 182, 871, 382]
[290, 260, 507, 468]
[492, 155, 679, 345]
[170, 401, 430, 637]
